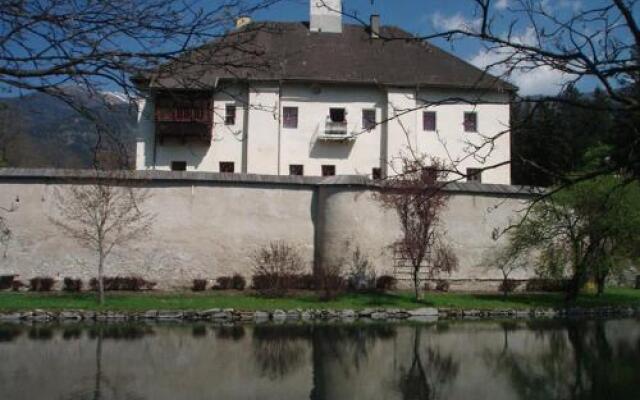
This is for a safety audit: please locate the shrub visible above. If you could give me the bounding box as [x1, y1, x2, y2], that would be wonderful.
[435, 280, 450, 292]
[11, 280, 25, 292]
[292, 273, 315, 290]
[214, 276, 233, 290]
[252, 241, 305, 297]
[63, 278, 83, 292]
[316, 264, 345, 300]
[375, 275, 397, 291]
[29, 277, 55, 292]
[525, 278, 569, 292]
[89, 276, 156, 291]
[499, 279, 521, 294]
[192, 279, 208, 291]
[0, 275, 16, 290]
[346, 247, 376, 292]
[231, 274, 246, 291]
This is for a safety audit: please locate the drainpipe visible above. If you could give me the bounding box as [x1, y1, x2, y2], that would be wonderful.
[277, 82, 282, 175]
[151, 92, 157, 170]
[241, 83, 249, 174]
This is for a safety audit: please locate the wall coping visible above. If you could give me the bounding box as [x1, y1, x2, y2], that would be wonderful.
[0, 168, 540, 197]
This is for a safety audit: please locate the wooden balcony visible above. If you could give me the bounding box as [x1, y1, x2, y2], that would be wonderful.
[154, 91, 213, 143]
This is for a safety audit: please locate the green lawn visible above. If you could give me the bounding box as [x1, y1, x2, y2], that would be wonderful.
[0, 288, 639, 312]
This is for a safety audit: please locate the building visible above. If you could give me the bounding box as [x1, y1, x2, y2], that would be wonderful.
[134, 0, 514, 184]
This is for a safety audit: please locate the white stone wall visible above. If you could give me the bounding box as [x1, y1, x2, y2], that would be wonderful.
[135, 83, 511, 184]
[0, 172, 532, 290]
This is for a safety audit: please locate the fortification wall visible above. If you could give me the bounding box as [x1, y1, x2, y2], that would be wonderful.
[0, 169, 535, 290]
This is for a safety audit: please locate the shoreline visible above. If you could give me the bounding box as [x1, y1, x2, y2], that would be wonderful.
[2, 305, 639, 324]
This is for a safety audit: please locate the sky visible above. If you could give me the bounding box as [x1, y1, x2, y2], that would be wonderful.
[250, 0, 635, 96]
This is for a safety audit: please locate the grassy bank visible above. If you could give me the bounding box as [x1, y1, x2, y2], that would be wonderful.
[0, 288, 639, 312]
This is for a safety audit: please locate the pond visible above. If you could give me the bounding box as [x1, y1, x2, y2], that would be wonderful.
[0, 318, 639, 399]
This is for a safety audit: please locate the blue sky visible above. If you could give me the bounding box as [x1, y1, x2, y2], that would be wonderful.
[250, 0, 634, 95]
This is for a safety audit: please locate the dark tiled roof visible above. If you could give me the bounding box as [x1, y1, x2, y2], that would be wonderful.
[142, 22, 515, 92]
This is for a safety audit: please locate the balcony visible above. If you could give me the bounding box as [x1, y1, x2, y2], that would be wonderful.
[154, 91, 212, 143]
[316, 120, 355, 142]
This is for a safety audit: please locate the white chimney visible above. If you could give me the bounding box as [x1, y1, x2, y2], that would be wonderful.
[310, 0, 342, 33]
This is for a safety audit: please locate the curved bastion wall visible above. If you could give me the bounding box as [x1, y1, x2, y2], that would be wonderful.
[0, 169, 536, 290]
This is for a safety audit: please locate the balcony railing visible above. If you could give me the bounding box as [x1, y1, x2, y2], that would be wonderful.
[154, 92, 213, 143]
[316, 120, 355, 141]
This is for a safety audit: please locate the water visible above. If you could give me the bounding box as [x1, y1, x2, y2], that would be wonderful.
[0, 318, 639, 399]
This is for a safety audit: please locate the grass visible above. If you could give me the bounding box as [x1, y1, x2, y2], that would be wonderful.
[0, 288, 639, 312]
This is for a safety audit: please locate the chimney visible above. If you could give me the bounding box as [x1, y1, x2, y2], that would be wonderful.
[235, 16, 252, 28]
[310, 0, 342, 33]
[370, 14, 380, 38]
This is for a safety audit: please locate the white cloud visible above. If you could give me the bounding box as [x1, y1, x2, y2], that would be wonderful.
[430, 11, 481, 33]
[468, 28, 572, 96]
[494, 0, 509, 10]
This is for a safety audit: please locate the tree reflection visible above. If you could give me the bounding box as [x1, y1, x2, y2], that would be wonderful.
[310, 324, 398, 400]
[0, 323, 23, 342]
[489, 319, 640, 400]
[252, 325, 311, 380]
[396, 326, 459, 400]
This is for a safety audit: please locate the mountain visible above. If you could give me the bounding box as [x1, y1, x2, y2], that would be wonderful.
[0, 88, 138, 169]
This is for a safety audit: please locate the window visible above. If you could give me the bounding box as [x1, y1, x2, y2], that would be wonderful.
[423, 111, 436, 131]
[372, 167, 382, 180]
[467, 168, 482, 183]
[329, 108, 346, 123]
[225, 105, 236, 125]
[321, 165, 336, 177]
[219, 162, 235, 173]
[289, 164, 304, 176]
[464, 112, 478, 132]
[362, 109, 376, 131]
[171, 161, 187, 171]
[283, 107, 298, 128]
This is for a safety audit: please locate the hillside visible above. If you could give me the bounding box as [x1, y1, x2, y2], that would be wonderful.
[0, 89, 137, 169]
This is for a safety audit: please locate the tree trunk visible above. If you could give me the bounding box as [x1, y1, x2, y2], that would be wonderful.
[413, 267, 421, 301]
[566, 267, 588, 302]
[98, 252, 105, 306]
[596, 273, 606, 296]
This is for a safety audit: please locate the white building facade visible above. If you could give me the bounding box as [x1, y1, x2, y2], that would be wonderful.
[135, 1, 514, 184]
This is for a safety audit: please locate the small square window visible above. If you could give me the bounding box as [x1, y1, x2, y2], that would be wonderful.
[321, 165, 336, 177]
[329, 108, 346, 123]
[171, 161, 187, 171]
[467, 168, 482, 183]
[423, 111, 436, 131]
[283, 107, 298, 129]
[219, 162, 235, 173]
[289, 164, 304, 176]
[464, 112, 478, 132]
[225, 105, 236, 125]
[362, 109, 376, 131]
[372, 167, 382, 180]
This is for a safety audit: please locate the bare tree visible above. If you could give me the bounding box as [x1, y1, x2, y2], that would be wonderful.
[376, 157, 458, 301]
[50, 174, 154, 304]
[334, 0, 639, 186]
[1, 0, 282, 166]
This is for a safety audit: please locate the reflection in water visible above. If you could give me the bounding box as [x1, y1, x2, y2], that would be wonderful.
[396, 327, 459, 400]
[488, 319, 640, 400]
[0, 318, 639, 400]
[253, 325, 311, 380]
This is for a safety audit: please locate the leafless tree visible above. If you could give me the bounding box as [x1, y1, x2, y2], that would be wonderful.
[376, 157, 458, 301]
[49, 174, 154, 304]
[1, 0, 282, 166]
[335, 0, 639, 186]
